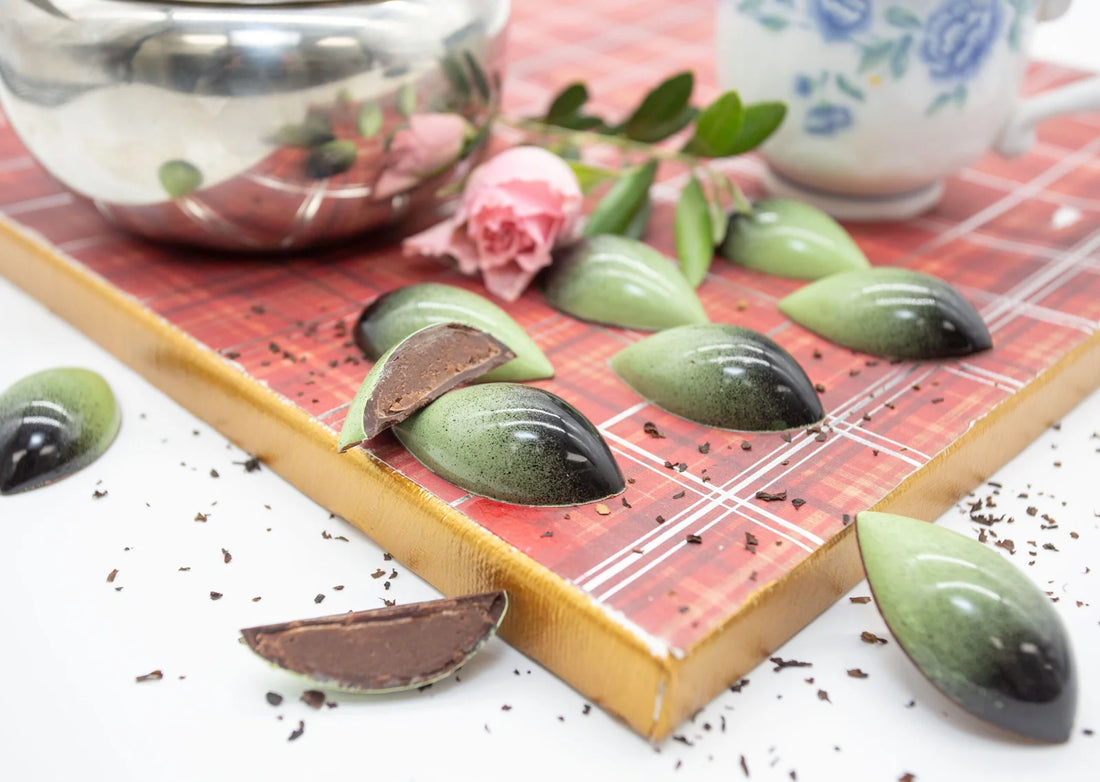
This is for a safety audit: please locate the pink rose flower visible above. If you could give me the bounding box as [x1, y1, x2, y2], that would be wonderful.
[375, 112, 471, 199]
[403, 146, 583, 301]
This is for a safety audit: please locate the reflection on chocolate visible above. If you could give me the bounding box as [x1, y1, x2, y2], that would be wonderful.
[305, 139, 358, 179]
[240, 591, 508, 693]
[338, 323, 514, 450]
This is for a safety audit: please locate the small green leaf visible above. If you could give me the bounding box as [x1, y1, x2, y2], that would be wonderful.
[158, 160, 203, 199]
[885, 7, 922, 29]
[708, 186, 729, 247]
[623, 72, 695, 143]
[357, 101, 383, 138]
[725, 101, 787, 155]
[440, 55, 470, 98]
[464, 52, 492, 101]
[675, 175, 714, 288]
[859, 40, 896, 72]
[546, 82, 589, 124]
[953, 83, 968, 106]
[582, 159, 657, 237]
[891, 35, 912, 80]
[622, 197, 653, 241]
[565, 160, 620, 194]
[397, 83, 417, 118]
[757, 15, 789, 31]
[682, 91, 743, 158]
[555, 114, 607, 132]
[738, 0, 765, 11]
[835, 74, 866, 102]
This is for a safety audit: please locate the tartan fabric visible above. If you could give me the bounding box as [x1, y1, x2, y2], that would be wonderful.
[1, 0, 1099, 652]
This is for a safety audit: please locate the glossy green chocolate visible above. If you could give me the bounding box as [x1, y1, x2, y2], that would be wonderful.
[354, 283, 553, 382]
[779, 267, 992, 358]
[541, 235, 708, 331]
[393, 383, 623, 506]
[857, 511, 1076, 743]
[337, 323, 513, 451]
[0, 368, 121, 494]
[720, 198, 869, 279]
[609, 324, 824, 431]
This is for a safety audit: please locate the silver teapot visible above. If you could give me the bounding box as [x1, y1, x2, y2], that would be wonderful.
[0, 0, 510, 250]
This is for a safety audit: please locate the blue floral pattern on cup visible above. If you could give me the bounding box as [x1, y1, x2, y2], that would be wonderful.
[919, 0, 1003, 80]
[811, 0, 873, 41]
[735, 0, 1033, 134]
[804, 103, 855, 134]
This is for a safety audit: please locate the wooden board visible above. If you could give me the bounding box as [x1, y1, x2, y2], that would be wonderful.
[2, 0, 1099, 740]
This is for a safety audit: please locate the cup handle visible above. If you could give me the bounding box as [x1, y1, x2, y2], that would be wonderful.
[995, 0, 1100, 157]
[995, 76, 1100, 157]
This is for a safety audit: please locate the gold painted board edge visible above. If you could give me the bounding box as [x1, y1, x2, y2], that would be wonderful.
[2, 216, 1098, 741]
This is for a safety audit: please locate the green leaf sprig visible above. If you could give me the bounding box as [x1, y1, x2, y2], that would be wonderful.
[505, 72, 786, 288]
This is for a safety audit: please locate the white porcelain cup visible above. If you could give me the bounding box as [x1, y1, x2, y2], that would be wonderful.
[716, 0, 1100, 219]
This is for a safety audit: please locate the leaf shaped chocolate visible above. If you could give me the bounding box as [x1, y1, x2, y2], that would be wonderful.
[241, 591, 507, 693]
[857, 512, 1076, 743]
[338, 323, 514, 451]
[0, 368, 121, 494]
[541, 235, 708, 331]
[610, 324, 823, 431]
[719, 198, 869, 279]
[393, 383, 624, 506]
[779, 268, 992, 358]
[354, 283, 553, 382]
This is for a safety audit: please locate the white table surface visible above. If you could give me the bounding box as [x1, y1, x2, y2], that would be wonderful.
[3, 5, 1099, 781]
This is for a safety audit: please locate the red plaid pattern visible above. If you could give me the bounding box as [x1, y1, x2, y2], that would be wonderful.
[1, 0, 1098, 654]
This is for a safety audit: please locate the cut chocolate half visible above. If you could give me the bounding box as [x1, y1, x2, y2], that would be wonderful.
[338, 323, 514, 451]
[240, 591, 508, 693]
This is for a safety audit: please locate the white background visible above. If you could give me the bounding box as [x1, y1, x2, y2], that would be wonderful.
[2, 4, 1099, 780]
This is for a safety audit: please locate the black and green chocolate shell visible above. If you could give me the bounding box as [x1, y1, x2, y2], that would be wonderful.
[0, 368, 121, 494]
[393, 383, 623, 506]
[779, 267, 992, 359]
[857, 512, 1076, 743]
[610, 323, 824, 432]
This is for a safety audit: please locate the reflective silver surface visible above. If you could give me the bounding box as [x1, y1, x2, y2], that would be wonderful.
[0, 0, 509, 250]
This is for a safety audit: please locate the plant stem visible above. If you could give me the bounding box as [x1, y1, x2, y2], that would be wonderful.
[498, 115, 755, 215]
[499, 117, 697, 166]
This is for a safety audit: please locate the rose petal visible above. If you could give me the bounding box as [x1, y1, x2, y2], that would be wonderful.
[402, 218, 483, 274]
[402, 219, 460, 258]
[464, 146, 581, 203]
[393, 113, 469, 176]
[374, 170, 419, 200]
[481, 262, 542, 302]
